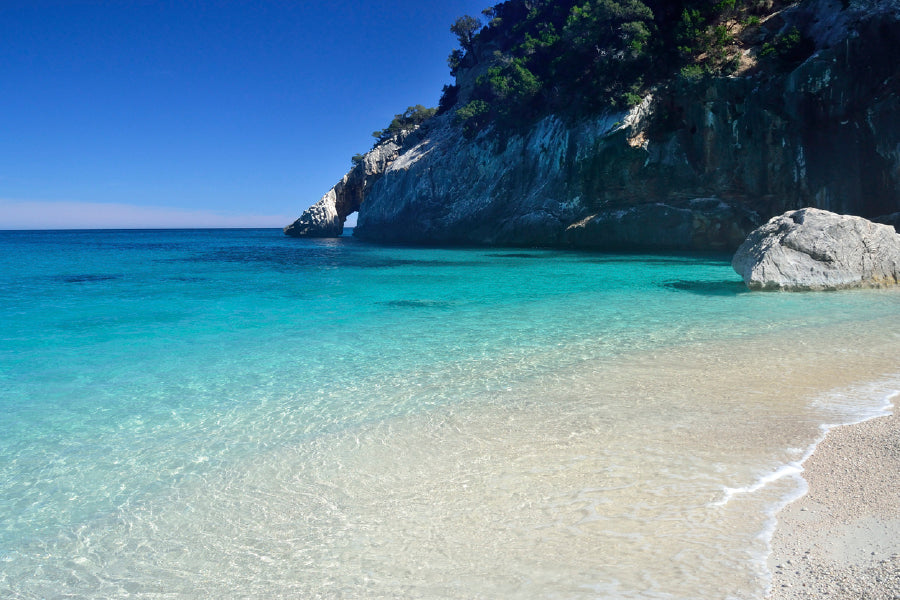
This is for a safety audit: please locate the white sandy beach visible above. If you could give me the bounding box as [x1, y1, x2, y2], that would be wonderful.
[767, 408, 900, 599]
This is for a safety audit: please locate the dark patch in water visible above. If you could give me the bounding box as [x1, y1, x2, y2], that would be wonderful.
[380, 299, 456, 309]
[575, 252, 732, 267]
[166, 245, 483, 271]
[350, 258, 483, 269]
[484, 253, 544, 259]
[663, 280, 748, 296]
[581, 257, 731, 267]
[100, 241, 197, 252]
[165, 275, 207, 283]
[59, 274, 121, 284]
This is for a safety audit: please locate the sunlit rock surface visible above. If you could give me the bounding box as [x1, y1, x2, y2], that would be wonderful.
[732, 208, 900, 290]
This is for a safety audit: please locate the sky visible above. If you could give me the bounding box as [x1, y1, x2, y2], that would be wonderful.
[0, 0, 489, 229]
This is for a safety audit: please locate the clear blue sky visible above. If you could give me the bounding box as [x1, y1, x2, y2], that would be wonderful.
[0, 0, 488, 229]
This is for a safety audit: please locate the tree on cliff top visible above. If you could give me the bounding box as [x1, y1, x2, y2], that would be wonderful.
[451, 15, 482, 50]
[448, 15, 483, 75]
[370, 105, 438, 142]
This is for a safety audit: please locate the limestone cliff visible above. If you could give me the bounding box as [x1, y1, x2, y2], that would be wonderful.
[287, 0, 900, 250]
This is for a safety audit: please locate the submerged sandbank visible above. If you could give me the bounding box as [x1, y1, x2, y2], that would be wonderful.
[767, 407, 900, 599]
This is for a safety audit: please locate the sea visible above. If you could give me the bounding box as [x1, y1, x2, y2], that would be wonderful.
[1, 228, 898, 599]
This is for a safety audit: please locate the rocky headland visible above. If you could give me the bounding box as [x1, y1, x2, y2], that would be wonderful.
[286, 0, 900, 251]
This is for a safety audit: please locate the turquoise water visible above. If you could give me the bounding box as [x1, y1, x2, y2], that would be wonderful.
[1, 229, 898, 598]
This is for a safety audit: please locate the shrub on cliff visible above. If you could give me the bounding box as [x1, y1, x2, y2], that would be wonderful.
[443, 0, 806, 135]
[371, 105, 438, 142]
[759, 26, 815, 67]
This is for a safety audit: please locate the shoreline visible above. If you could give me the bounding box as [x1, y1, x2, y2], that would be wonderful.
[766, 402, 900, 599]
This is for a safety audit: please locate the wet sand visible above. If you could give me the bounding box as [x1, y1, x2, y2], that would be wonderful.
[767, 407, 900, 599]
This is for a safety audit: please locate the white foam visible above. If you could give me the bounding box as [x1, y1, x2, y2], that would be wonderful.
[711, 461, 807, 508]
[710, 375, 899, 597]
[811, 378, 898, 425]
[713, 375, 899, 509]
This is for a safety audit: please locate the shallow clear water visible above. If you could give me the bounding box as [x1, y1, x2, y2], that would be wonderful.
[1, 229, 898, 598]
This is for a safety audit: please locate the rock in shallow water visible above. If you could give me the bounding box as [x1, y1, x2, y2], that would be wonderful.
[732, 208, 900, 290]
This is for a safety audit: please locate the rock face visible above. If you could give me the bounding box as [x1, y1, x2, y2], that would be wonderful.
[732, 208, 900, 290]
[353, 102, 763, 250]
[287, 0, 900, 250]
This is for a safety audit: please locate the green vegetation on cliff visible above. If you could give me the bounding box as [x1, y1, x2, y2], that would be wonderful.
[353, 105, 438, 165]
[445, 0, 812, 136]
[352, 0, 816, 161]
[371, 105, 438, 142]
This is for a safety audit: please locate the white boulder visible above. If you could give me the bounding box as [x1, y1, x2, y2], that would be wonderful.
[732, 208, 900, 290]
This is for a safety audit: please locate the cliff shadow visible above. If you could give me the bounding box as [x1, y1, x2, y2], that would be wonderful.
[662, 280, 749, 296]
